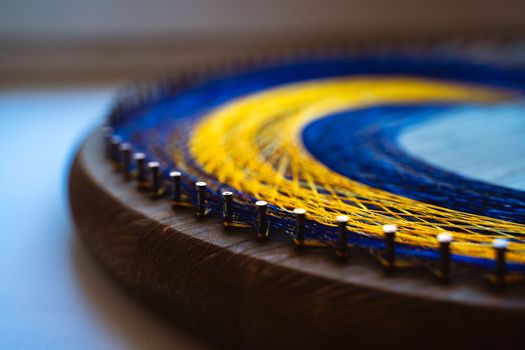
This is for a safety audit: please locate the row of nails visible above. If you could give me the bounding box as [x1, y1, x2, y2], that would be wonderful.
[103, 126, 512, 289]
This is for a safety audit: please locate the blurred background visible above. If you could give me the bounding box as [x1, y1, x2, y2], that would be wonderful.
[0, 1, 524, 349]
[2, 0, 525, 87]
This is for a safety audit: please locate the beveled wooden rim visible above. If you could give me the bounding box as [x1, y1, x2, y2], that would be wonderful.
[69, 129, 525, 349]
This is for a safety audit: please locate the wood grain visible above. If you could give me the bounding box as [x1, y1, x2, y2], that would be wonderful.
[69, 128, 525, 349]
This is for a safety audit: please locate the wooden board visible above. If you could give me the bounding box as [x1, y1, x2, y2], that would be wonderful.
[69, 128, 525, 349]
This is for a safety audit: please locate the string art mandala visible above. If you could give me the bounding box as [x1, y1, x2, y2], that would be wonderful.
[107, 51, 525, 278]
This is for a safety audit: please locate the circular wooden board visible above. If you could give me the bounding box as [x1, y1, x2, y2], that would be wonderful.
[69, 128, 525, 349]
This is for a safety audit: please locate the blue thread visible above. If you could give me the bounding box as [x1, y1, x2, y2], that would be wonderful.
[302, 104, 525, 224]
[108, 54, 525, 272]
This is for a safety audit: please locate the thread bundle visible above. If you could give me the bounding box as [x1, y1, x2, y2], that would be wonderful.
[107, 54, 525, 274]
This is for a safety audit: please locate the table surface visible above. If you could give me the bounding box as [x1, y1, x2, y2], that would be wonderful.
[0, 87, 212, 349]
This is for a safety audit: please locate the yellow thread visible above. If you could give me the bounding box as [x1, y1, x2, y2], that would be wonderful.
[188, 76, 525, 263]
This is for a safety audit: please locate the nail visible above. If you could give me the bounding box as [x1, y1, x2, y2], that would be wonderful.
[120, 143, 132, 180]
[134, 152, 148, 191]
[101, 126, 113, 159]
[148, 161, 161, 198]
[222, 191, 233, 227]
[493, 238, 509, 288]
[170, 171, 182, 203]
[382, 224, 397, 272]
[293, 208, 306, 250]
[255, 200, 269, 241]
[110, 135, 122, 168]
[336, 215, 349, 260]
[195, 181, 207, 219]
[437, 232, 453, 283]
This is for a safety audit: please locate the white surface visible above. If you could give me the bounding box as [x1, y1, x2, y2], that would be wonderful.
[0, 89, 211, 349]
[399, 104, 525, 191]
